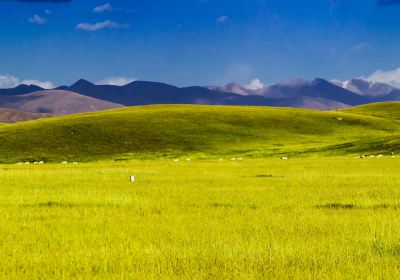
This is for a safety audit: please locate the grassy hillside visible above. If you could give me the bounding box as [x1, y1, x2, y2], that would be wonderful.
[341, 102, 400, 119]
[0, 105, 399, 163]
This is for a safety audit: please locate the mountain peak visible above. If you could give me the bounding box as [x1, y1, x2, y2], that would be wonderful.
[311, 77, 330, 86]
[71, 79, 95, 88]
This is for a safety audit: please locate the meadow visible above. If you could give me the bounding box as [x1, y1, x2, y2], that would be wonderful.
[1, 158, 400, 279]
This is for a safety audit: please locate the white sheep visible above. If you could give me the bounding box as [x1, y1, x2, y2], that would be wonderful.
[62, 161, 68, 165]
[281, 157, 288, 160]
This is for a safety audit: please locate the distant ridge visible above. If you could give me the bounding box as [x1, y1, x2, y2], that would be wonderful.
[2, 77, 400, 111]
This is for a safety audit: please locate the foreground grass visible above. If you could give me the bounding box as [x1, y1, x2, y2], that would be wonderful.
[1, 158, 400, 278]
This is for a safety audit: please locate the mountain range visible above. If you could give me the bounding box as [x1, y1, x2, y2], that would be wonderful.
[1, 77, 400, 123]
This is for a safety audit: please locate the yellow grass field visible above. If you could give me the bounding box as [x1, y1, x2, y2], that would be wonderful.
[1, 158, 400, 279]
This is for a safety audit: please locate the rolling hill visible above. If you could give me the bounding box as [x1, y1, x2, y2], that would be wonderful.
[0, 108, 50, 123]
[0, 103, 399, 163]
[0, 90, 123, 115]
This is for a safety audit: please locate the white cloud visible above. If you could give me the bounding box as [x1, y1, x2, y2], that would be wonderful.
[217, 16, 229, 23]
[351, 42, 371, 53]
[245, 78, 265, 90]
[29, 14, 47, 25]
[93, 3, 113, 13]
[21, 79, 54, 89]
[0, 75, 20, 89]
[76, 20, 128, 31]
[363, 68, 400, 88]
[97, 77, 137, 86]
[0, 74, 54, 89]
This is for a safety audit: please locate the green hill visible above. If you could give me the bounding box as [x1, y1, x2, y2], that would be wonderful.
[0, 104, 399, 163]
[341, 102, 400, 119]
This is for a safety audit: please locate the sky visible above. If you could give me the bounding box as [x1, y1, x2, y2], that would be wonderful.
[1, 0, 400, 88]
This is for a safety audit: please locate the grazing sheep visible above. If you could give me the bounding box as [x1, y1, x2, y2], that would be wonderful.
[73, 162, 78, 165]
[219, 159, 224, 162]
[24, 162, 30, 165]
[186, 158, 191, 162]
[39, 161, 44, 165]
[173, 159, 179, 162]
[130, 176, 135, 183]
[237, 158, 243, 161]
[62, 161, 68, 165]
[17, 163, 23, 165]
[281, 157, 288, 160]
[377, 155, 383, 158]
[34, 162, 39, 165]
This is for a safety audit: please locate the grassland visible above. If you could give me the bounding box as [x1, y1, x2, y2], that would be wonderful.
[1, 103, 400, 278]
[1, 158, 400, 279]
[0, 103, 400, 163]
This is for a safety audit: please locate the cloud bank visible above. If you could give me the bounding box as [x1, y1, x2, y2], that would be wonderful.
[0, 74, 54, 89]
[363, 68, 400, 88]
[245, 79, 265, 90]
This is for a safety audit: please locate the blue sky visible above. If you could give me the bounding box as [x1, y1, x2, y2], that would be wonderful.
[0, 0, 400, 88]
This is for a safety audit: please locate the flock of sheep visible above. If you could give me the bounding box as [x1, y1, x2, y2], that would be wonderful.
[15, 154, 395, 165]
[16, 161, 78, 165]
[355, 154, 395, 159]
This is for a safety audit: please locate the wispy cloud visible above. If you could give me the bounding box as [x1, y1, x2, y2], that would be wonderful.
[76, 20, 128, 31]
[93, 3, 113, 13]
[97, 77, 137, 86]
[216, 16, 229, 24]
[28, 14, 47, 24]
[351, 42, 371, 53]
[0, 74, 54, 89]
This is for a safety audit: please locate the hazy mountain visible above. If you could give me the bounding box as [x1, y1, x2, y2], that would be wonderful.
[0, 90, 123, 115]
[63, 79, 273, 106]
[0, 84, 44, 96]
[2, 77, 400, 113]
[208, 82, 257, 96]
[0, 108, 50, 123]
[259, 78, 367, 106]
[336, 79, 396, 97]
